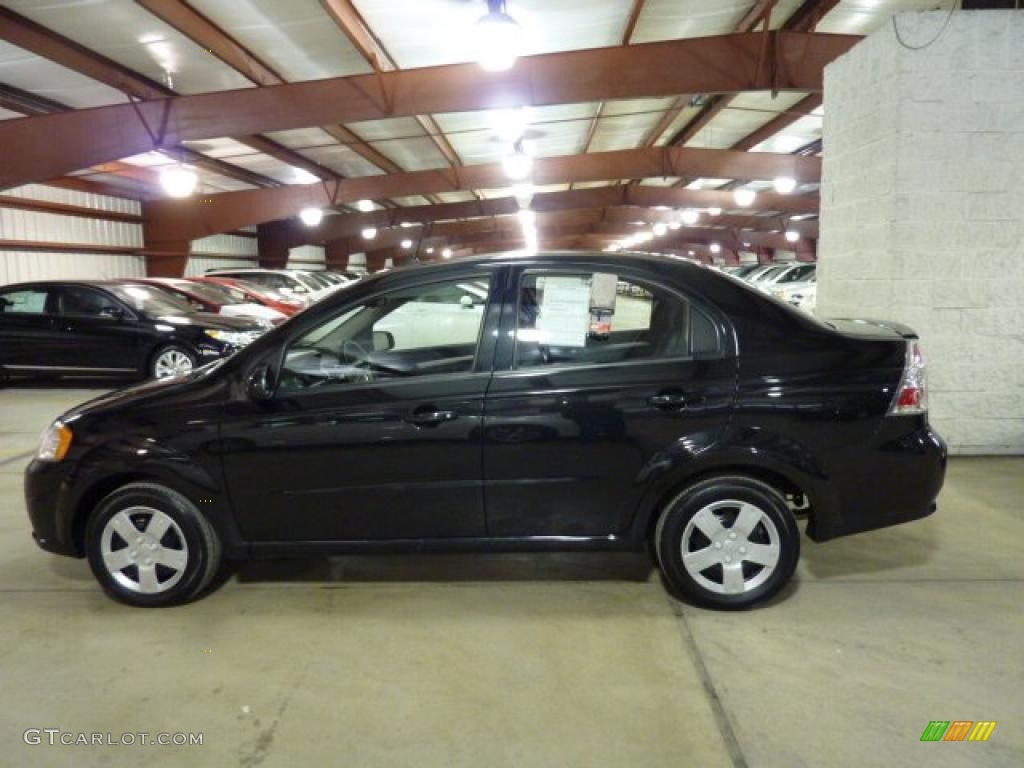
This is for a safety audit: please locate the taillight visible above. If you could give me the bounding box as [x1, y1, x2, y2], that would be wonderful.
[889, 340, 927, 415]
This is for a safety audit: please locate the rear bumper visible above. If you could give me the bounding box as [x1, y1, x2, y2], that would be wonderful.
[807, 422, 947, 542]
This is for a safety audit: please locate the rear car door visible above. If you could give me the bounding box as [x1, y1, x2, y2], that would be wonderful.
[482, 264, 736, 538]
[219, 269, 504, 542]
[52, 285, 141, 372]
[0, 285, 60, 369]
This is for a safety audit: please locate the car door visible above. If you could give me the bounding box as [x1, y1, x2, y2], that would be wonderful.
[0, 285, 61, 369]
[51, 285, 141, 372]
[219, 269, 504, 542]
[482, 264, 736, 539]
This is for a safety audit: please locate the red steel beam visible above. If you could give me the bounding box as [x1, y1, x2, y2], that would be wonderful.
[0, 31, 860, 190]
[143, 146, 821, 241]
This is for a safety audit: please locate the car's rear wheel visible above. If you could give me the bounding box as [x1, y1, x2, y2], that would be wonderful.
[150, 345, 195, 379]
[655, 476, 799, 610]
[85, 483, 221, 607]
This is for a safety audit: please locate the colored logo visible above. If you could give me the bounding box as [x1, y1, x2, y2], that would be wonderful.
[920, 721, 996, 742]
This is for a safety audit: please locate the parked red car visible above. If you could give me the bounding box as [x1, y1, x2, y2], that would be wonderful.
[197, 276, 305, 317]
[122, 278, 288, 325]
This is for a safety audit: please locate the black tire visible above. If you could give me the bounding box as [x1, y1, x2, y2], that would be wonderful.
[655, 475, 799, 610]
[149, 344, 196, 380]
[85, 482, 222, 607]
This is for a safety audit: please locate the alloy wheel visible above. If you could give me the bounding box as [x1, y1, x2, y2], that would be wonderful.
[680, 499, 781, 595]
[154, 349, 193, 379]
[99, 506, 189, 594]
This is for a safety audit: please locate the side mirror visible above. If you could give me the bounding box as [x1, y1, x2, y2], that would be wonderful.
[247, 363, 276, 402]
[372, 330, 395, 352]
[460, 295, 474, 308]
[99, 306, 125, 320]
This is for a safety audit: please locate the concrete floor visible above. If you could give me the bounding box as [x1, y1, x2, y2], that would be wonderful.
[0, 385, 1021, 768]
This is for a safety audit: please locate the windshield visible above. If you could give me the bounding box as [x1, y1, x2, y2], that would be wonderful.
[776, 265, 816, 284]
[108, 284, 195, 315]
[221, 272, 309, 295]
[166, 279, 241, 305]
[301, 272, 333, 289]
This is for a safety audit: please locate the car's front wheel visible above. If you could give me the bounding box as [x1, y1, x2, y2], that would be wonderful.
[655, 476, 799, 610]
[150, 344, 196, 379]
[85, 483, 222, 607]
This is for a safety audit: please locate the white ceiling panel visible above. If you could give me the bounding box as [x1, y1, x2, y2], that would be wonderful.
[298, 144, 384, 178]
[392, 196, 433, 207]
[750, 115, 822, 153]
[3, 0, 254, 94]
[262, 128, 339, 152]
[373, 137, 451, 172]
[179, 137, 260, 161]
[684, 91, 807, 150]
[351, 0, 634, 70]
[190, 0, 373, 80]
[818, 0, 948, 35]
[631, 0, 753, 43]
[588, 97, 679, 153]
[436, 191, 479, 204]
[0, 40, 125, 108]
[0, 107, 23, 120]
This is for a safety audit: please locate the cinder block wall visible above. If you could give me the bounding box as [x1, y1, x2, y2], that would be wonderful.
[819, 10, 1024, 454]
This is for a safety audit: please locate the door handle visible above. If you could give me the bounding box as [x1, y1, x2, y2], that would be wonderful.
[405, 409, 458, 427]
[648, 392, 690, 410]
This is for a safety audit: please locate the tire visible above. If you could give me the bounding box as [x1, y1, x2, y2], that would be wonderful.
[150, 344, 196, 380]
[85, 482, 222, 607]
[655, 476, 799, 610]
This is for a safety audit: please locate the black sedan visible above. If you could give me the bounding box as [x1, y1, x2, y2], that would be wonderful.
[0, 280, 265, 381]
[24, 253, 946, 608]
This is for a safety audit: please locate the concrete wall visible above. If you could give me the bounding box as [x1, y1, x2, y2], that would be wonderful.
[819, 10, 1024, 454]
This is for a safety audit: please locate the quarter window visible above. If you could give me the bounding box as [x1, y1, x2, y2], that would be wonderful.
[279, 277, 492, 392]
[515, 271, 718, 369]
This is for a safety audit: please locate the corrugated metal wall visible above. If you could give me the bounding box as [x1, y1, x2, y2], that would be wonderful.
[187, 233, 259, 276]
[1, 184, 147, 285]
[287, 245, 326, 270]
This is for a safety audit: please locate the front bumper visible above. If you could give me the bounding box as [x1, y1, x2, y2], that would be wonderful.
[24, 458, 81, 557]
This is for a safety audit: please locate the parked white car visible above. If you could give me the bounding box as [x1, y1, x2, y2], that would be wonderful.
[759, 263, 816, 293]
[774, 278, 817, 313]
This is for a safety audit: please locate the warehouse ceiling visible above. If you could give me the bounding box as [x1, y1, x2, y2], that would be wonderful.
[0, 0, 944, 263]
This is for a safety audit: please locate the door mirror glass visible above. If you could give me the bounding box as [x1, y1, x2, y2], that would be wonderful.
[247, 363, 276, 401]
[372, 330, 395, 351]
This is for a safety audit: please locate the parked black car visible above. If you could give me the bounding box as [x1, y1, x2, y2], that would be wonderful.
[24, 253, 946, 608]
[0, 281, 265, 381]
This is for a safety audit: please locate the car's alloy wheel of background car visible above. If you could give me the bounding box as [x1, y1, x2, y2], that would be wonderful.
[153, 347, 194, 379]
[679, 499, 780, 595]
[100, 506, 188, 594]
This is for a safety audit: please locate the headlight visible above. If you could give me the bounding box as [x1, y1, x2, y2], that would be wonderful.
[37, 421, 73, 462]
[204, 329, 260, 346]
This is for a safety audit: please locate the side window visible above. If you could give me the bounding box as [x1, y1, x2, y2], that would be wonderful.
[515, 271, 717, 369]
[279, 276, 492, 392]
[57, 286, 121, 317]
[0, 288, 49, 314]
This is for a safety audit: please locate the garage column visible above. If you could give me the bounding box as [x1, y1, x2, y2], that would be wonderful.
[818, 10, 1024, 454]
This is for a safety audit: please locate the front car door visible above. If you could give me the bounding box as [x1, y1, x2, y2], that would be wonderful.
[482, 262, 736, 539]
[52, 285, 141, 373]
[219, 268, 504, 543]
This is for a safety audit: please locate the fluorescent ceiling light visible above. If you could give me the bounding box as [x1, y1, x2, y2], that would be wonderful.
[159, 166, 198, 198]
[299, 207, 323, 227]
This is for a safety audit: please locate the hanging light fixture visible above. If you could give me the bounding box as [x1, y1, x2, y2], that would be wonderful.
[773, 176, 797, 194]
[710, 242, 722, 254]
[502, 141, 533, 181]
[734, 188, 757, 207]
[681, 209, 700, 226]
[426, 247, 435, 254]
[652, 222, 668, 237]
[442, 247, 453, 259]
[707, 207, 722, 217]
[356, 199, 375, 212]
[160, 165, 198, 198]
[299, 207, 323, 227]
[785, 230, 800, 243]
[361, 227, 377, 240]
[475, 0, 523, 72]
[401, 239, 413, 249]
